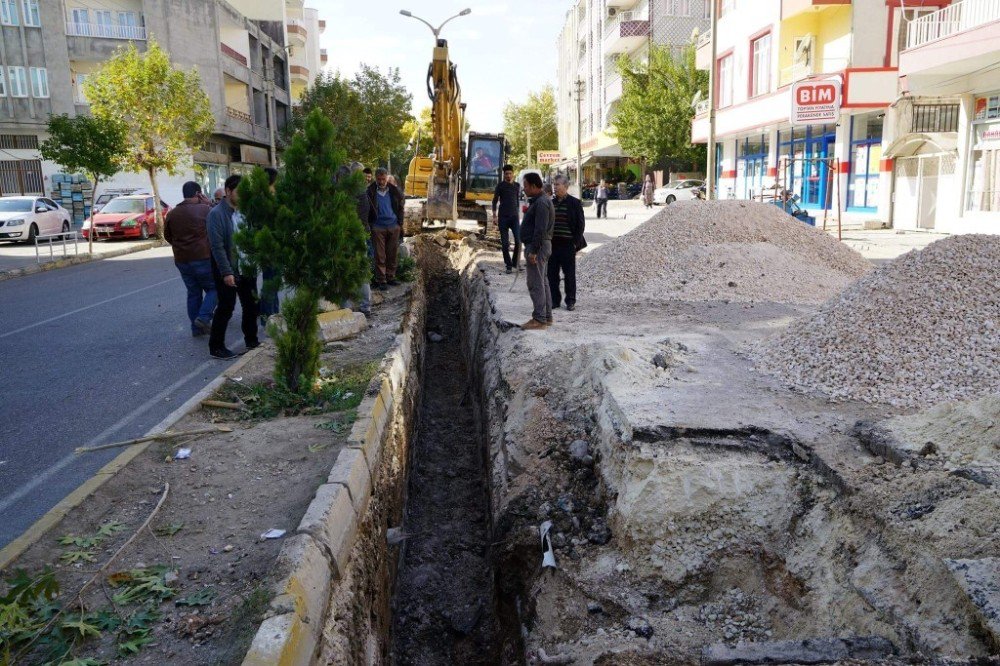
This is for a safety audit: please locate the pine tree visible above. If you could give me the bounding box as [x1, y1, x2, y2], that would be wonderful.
[237, 109, 370, 393]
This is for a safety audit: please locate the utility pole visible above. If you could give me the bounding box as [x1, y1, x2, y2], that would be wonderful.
[527, 124, 532, 167]
[264, 58, 277, 168]
[574, 77, 584, 197]
[706, 0, 718, 199]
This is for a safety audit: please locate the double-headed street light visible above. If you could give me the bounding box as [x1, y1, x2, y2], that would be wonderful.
[399, 8, 472, 39]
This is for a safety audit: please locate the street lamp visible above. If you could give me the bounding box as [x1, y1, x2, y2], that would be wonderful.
[399, 8, 472, 39]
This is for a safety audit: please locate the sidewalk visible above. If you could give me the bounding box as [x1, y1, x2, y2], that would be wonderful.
[831, 229, 947, 264]
[0, 237, 158, 278]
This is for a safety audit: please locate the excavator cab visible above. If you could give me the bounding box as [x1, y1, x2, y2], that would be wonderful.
[464, 133, 507, 202]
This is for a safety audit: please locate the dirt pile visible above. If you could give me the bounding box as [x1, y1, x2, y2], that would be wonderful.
[578, 200, 871, 304]
[755, 234, 1000, 407]
[885, 395, 1000, 470]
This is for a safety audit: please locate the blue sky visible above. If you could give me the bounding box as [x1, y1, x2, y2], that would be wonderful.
[315, 1, 568, 132]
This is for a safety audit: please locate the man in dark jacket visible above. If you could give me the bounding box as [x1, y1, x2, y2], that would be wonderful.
[165, 181, 216, 336]
[519, 172, 554, 330]
[366, 167, 405, 290]
[492, 164, 521, 273]
[206, 174, 259, 359]
[548, 174, 587, 311]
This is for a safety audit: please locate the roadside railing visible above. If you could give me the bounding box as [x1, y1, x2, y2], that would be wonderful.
[905, 0, 1000, 49]
[34, 231, 79, 264]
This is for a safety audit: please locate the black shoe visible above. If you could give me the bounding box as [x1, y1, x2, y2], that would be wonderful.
[376, 283, 388, 291]
[505, 266, 512, 274]
[566, 303, 576, 311]
[388, 279, 400, 286]
[245, 340, 261, 351]
[193, 317, 212, 334]
[210, 347, 237, 359]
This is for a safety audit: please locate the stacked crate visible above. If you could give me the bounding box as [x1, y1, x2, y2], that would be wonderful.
[50, 174, 93, 225]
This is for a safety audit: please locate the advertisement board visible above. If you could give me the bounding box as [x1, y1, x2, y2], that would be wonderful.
[537, 150, 562, 165]
[791, 80, 842, 125]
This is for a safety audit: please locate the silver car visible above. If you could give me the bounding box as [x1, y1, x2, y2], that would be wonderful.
[653, 180, 705, 205]
[0, 196, 72, 242]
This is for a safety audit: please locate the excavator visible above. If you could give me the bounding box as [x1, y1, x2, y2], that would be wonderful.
[402, 31, 508, 236]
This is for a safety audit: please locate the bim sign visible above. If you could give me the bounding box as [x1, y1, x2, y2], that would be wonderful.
[791, 80, 842, 125]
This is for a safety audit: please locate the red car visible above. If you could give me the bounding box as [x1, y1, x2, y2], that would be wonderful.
[83, 195, 169, 240]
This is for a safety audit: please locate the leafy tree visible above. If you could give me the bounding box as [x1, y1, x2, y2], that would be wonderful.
[39, 115, 126, 255]
[237, 109, 369, 393]
[503, 84, 559, 171]
[291, 72, 364, 152]
[84, 39, 214, 240]
[613, 43, 708, 172]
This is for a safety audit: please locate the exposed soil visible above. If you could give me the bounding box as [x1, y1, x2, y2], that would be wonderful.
[391, 260, 503, 664]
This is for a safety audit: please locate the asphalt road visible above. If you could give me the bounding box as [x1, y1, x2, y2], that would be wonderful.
[0, 246, 250, 548]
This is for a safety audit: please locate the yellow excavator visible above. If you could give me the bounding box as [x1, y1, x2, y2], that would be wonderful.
[401, 21, 508, 235]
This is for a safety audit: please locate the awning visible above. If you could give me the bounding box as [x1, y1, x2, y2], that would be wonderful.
[883, 132, 958, 159]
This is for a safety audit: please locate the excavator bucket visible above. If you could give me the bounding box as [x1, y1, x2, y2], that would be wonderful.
[426, 172, 458, 221]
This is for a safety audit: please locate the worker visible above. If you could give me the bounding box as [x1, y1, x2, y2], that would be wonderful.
[519, 172, 554, 330]
[548, 174, 586, 312]
[492, 164, 521, 274]
[366, 167, 405, 291]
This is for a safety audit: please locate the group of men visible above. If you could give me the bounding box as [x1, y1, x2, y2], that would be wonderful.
[492, 165, 586, 331]
[163, 163, 407, 360]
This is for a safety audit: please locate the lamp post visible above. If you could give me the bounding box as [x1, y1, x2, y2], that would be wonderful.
[399, 7, 472, 39]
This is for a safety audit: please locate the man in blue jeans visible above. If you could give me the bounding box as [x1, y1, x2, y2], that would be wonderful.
[164, 181, 216, 336]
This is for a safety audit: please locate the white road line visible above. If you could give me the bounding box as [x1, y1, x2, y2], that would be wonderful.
[0, 277, 179, 339]
[0, 358, 214, 514]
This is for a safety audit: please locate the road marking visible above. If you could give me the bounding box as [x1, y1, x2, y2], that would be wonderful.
[0, 277, 179, 339]
[0, 358, 214, 514]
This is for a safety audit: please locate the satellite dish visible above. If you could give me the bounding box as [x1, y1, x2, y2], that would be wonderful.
[690, 90, 703, 109]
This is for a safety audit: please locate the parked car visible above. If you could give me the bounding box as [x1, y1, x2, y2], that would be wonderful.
[0, 196, 72, 243]
[653, 180, 705, 205]
[83, 195, 169, 240]
[93, 188, 146, 214]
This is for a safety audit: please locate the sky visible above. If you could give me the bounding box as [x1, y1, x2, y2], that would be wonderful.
[314, 0, 568, 133]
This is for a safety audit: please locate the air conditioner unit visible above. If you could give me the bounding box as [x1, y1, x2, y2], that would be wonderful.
[794, 34, 814, 67]
[607, 7, 617, 17]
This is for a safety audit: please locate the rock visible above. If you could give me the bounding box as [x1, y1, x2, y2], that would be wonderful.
[652, 352, 671, 369]
[318, 308, 367, 342]
[701, 636, 897, 665]
[428, 331, 444, 343]
[587, 520, 611, 545]
[568, 439, 590, 461]
[944, 558, 1000, 647]
[587, 602, 604, 615]
[625, 616, 654, 639]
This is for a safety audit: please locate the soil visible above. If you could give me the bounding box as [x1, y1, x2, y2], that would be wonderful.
[390, 261, 502, 664]
[2, 286, 410, 666]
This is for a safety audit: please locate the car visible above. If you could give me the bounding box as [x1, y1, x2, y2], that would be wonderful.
[0, 196, 72, 243]
[82, 195, 169, 240]
[653, 179, 705, 205]
[93, 188, 146, 214]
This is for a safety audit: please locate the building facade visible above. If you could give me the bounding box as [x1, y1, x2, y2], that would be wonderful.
[285, 0, 325, 103]
[0, 0, 294, 206]
[556, 0, 711, 187]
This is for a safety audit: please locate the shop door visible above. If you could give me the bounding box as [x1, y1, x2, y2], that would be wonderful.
[893, 157, 920, 231]
[918, 156, 939, 230]
[801, 138, 833, 208]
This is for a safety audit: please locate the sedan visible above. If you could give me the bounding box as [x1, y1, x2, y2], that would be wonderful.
[0, 196, 72, 242]
[83, 195, 169, 240]
[653, 180, 705, 205]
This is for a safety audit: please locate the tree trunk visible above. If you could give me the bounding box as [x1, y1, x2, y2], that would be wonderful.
[87, 174, 98, 256]
[148, 168, 165, 241]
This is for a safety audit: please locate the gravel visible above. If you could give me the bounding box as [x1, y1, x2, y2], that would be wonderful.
[754, 234, 1000, 408]
[579, 200, 871, 304]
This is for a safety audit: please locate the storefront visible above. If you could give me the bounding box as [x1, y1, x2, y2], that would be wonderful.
[966, 93, 1000, 218]
[777, 124, 836, 210]
[847, 113, 883, 212]
[735, 135, 770, 200]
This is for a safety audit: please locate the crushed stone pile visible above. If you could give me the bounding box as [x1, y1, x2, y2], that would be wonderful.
[578, 200, 872, 304]
[755, 234, 1000, 408]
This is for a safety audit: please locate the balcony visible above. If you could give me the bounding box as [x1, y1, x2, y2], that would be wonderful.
[899, 0, 1000, 88]
[318, 19, 326, 32]
[695, 28, 711, 70]
[694, 99, 710, 118]
[781, 0, 850, 21]
[65, 21, 146, 40]
[226, 106, 251, 123]
[320, 49, 328, 65]
[607, 0, 640, 7]
[905, 0, 1000, 49]
[221, 43, 248, 67]
[287, 19, 307, 45]
[603, 10, 649, 55]
[290, 64, 310, 83]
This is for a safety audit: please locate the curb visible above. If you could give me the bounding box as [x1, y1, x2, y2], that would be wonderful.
[0, 347, 262, 570]
[0, 240, 163, 283]
[242, 280, 426, 666]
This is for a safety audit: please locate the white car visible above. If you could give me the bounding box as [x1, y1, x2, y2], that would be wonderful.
[653, 179, 705, 205]
[0, 196, 72, 243]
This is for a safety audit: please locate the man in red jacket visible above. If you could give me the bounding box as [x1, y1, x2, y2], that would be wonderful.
[164, 181, 216, 336]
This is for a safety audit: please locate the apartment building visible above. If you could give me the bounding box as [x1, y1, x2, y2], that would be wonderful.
[0, 0, 293, 204]
[556, 0, 710, 185]
[285, 0, 326, 103]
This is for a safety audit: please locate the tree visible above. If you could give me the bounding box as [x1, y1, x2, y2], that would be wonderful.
[237, 109, 369, 393]
[613, 43, 708, 173]
[39, 115, 126, 256]
[503, 85, 559, 171]
[84, 39, 214, 240]
[291, 72, 364, 153]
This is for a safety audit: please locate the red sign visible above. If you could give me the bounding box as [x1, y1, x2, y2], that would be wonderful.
[791, 80, 842, 125]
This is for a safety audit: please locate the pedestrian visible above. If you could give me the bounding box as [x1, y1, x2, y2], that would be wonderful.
[212, 188, 224, 205]
[492, 164, 521, 274]
[207, 174, 259, 359]
[642, 174, 655, 209]
[258, 167, 280, 324]
[366, 167, 405, 291]
[363, 167, 374, 185]
[337, 162, 373, 317]
[519, 172, 554, 330]
[164, 181, 216, 337]
[548, 174, 586, 312]
[595, 179, 609, 219]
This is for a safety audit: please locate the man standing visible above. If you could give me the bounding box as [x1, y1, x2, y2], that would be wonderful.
[212, 188, 224, 205]
[548, 175, 586, 312]
[366, 167, 404, 291]
[519, 172, 554, 330]
[207, 174, 259, 359]
[164, 181, 216, 336]
[595, 180, 609, 219]
[363, 167, 374, 185]
[492, 164, 521, 273]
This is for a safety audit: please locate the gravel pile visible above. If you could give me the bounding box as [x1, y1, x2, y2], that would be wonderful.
[755, 234, 1000, 408]
[579, 200, 871, 304]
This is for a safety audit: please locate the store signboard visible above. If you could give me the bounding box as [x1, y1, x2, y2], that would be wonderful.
[240, 145, 270, 166]
[975, 123, 1000, 150]
[791, 80, 842, 125]
[974, 94, 1000, 120]
[537, 150, 562, 165]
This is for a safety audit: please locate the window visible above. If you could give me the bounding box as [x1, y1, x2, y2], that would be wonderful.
[75, 73, 89, 104]
[0, 0, 17, 25]
[717, 54, 733, 108]
[678, 0, 690, 16]
[94, 10, 112, 37]
[749, 33, 771, 97]
[118, 11, 139, 39]
[848, 113, 883, 211]
[0, 134, 39, 149]
[70, 8, 89, 35]
[719, 0, 735, 16]
[0, 69, 5, 97]
[967, 122, 1000, 213]
[29, 67, 47, 98]
[20, 0, 37, 26]
[7, 67, 27, 97]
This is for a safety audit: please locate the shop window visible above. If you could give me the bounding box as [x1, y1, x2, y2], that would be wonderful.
[966, 123, 1000, 213]
[717, 54, 733, 108]
[778, 124, 836, 209]
[848, 114, 883, 211]
[750, 33, 771, 98]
